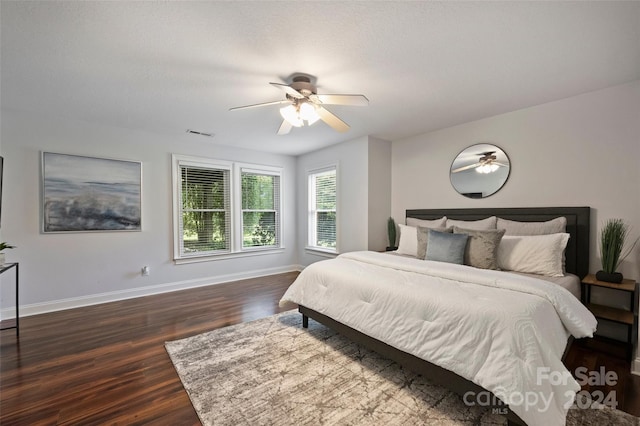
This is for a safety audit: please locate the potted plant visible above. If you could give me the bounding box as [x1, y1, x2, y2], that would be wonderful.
[386, 217, 397, 251]
[596, 219, 638, 283]
[0, 242, 15, 266]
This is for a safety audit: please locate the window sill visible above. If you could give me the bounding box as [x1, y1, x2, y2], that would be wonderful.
[174, 247, 285, 265]
[305, 247, 338, 258]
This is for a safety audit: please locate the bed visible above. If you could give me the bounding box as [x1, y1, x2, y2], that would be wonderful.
[280, 207, 595, 426]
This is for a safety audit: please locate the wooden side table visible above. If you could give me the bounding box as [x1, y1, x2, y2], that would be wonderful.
[0, 262, 19, 336]
[581, 273, 637, 360]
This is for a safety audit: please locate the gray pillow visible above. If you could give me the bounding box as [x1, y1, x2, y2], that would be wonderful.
[407, 216, 447, 228]
[453, 226, 506, 270]
[425, 230, 468, 265]
[446, 216, 497, 230]
[497, 216, 566, 236]
[416, 226, 453, 259]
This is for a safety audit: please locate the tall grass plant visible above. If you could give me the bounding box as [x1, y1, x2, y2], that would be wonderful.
[600, 219, 638, 273]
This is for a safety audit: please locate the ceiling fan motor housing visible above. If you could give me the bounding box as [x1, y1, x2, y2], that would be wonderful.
[291, 75, 316, 96]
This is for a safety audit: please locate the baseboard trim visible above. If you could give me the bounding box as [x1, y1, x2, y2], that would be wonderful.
[1, 264, 304, 319]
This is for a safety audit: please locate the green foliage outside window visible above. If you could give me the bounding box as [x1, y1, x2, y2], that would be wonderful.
[314, 171, 336, 248]
[242, 173, 278, 248]
[181, 167, 228, 253]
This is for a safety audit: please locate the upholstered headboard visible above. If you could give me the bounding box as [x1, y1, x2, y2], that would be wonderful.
[406, 207, 590, 279]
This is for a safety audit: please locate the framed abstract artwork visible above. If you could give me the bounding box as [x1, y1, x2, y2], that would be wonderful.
[41, 152, 142, 233]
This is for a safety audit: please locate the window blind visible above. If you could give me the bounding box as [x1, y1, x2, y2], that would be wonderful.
[241, 170, 280, 248]
[179, 165, 231, 255]
[309, 168, 336, 249]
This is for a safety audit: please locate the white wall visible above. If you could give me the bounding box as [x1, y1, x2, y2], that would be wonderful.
[0, 108, 393, 315]
[296, 136, 392, 266]
[368, 137, 392, 250]
[392, 81, 640, 280]
[296, 136, 368, 266]
[0, 109, 299, 315]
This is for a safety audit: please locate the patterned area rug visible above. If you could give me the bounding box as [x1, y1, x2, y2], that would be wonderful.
[165, 311, 639, 426]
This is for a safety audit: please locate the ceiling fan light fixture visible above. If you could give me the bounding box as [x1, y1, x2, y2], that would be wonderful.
[476, 163, 499, 174]
[299, 101, 320, 125]
[280, 105, 303, 127]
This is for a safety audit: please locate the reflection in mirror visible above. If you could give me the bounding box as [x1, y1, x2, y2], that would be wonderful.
[450, 143, 510, 198]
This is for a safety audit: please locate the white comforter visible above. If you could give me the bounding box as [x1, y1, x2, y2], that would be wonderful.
[280, 251, 597, 426]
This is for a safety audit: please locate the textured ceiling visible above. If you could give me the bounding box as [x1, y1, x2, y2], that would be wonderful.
[2, 1, 639, 156]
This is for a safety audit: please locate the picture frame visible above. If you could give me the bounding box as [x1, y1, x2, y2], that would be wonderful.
[41, 152, 142, 233]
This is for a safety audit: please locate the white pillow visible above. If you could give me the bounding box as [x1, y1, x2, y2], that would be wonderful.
[497, 233, 570, 277]
[396, 224, 418, 256]
[406, 216, 447, 228]
[446, 216, 497, 230]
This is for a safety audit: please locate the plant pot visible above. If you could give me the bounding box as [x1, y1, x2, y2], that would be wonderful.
[595, 270, 623, 284]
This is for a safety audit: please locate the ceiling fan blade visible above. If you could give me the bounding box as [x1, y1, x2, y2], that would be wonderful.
[309, 94, 369, 106]
[316, 106, 350, 132]
[451, 163, 480, 173]
[269, 82, 305, 99]
[277, 120, 292, 135]
[229, 100, 290, 111]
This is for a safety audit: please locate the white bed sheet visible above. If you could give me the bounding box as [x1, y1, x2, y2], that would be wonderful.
[280, 251, 596, 426]
[512, 271, 581, 300]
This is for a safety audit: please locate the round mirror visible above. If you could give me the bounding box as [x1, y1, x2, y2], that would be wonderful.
[450, 143, 510, 198]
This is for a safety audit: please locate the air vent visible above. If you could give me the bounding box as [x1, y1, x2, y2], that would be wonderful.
[186, 129, 214, 138]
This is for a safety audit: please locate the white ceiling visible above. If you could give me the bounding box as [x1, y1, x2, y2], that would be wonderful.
[2, 1, 639, 156]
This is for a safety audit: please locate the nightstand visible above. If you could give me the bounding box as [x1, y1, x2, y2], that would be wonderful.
[581, 274, 637, 360]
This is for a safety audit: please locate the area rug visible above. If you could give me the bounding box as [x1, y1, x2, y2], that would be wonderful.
[165, 311, 639, 426]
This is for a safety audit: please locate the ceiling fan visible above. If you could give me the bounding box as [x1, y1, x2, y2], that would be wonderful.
[451, 151, 508, 174]
[229, 75, 369, 135]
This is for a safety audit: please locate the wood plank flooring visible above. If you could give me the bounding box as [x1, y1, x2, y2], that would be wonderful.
[1, 271, 639, 424]
[1, 272, 299, 425]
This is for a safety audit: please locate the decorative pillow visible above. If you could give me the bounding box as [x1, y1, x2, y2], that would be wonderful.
[497, 216, 569, 272]
[446, 216, 497, 230]
[396, 224, 418, 256]
[497, 233, 570, 277]
[425, 230, 469, 265]
[416, 226, 453, 259]
[497, 216, 567, 236]
[453, 226, 506, 270]
[406, 216, 447, 228]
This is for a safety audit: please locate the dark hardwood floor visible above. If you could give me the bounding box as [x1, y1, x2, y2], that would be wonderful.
[0, 272, 299, 425]
[1, 271, 639, 424]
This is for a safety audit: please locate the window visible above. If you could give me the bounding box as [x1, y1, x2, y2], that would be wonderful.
[241, 168, 280, 249]
[308, 166, 337, 252]
[172, 155, 282, 261]
[179, 164, 231, 255]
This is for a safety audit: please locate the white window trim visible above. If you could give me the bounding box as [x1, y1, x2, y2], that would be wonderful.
[306, 164, 338, 254]
[172, 154, 284, 263]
